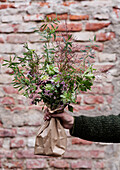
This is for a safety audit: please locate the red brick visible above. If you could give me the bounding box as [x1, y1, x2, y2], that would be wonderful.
[0, 37, 4, 43]
[0, 128, 16, 137]
[3, 86, 18, 94]
[71, 104, 95, 111]
[96, 32, 115, 42]
[93, 64, 115, 72]
[26, 159, 48, 169]
[86, 22, 110, 31]
[6, 34, 27, 44]
[58, 23, 82, 32]
[113, 7, 120, 18]
[1, 96, 15, 105]
[0, 3, 15, 10]
[4, 160, 23, 169]
[47, 13, 68, 20]
[0, 0, 7, 2]
[50, 160, 69, 168]
[84, 95, 104, 104]
[72, 138, 93, 145]
[70, 14, 89, 20]
[10, 138, 26, 148]
[44, 23, 82, 32]
[71, 160, 92, 169]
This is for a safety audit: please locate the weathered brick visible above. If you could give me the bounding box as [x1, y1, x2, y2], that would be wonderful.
[94, 14, 109, 20]
[39, 2, 50, 7]
[71, 160, 92, 169]
[73, 32, 94, 41]
[3, 86, 18, 94]
[98, 53, 117, 62]
[3, 160, 23, 169]
[0, 44, 24, 53]
[87, 85, 103, 94]
[50, 160, 69, 168]
[16, 149, 35, 159]
[103, 84, 114, 94]
[0, 36, 4, 43]
[106, 95, 113, 104]
[69, 14, 89, 20]
[62, 2, 76, 6]
[95, 161, 104, 169]
[16, 149, 47, 159]
[24, 14, 44, 22]
[2, 15, 22, 23]
[16, 127, 36, 137]
[84, 95, 104, 104]
[86, 22, 110, 31]
[72, 138, 93, 145]
[72, 42, 104, 52]
[1, 96, 15, 105]
[0, 150, 14, 158]
[71, 104, 95, 111]
[63, 150, 81, 158]
[96, 32, 115, 42]
[6, 34, 28, 44]
[0, 128, 16, 137]
[0, 24, 14, 33]
[46, 13, 68, 20]
[76, 95, 81, 104]
[26, 159, 48, 169]
[0, 139, 3, 147]
[93, 64, 115, 72]
[10, 138, 26, 148]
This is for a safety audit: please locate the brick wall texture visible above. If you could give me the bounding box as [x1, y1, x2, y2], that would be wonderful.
[0, 0, 120, 169]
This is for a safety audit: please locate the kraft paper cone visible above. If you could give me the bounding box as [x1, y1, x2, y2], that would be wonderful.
[34, 118, 67, 156]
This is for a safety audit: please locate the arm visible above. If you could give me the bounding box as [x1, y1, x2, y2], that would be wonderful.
[44, 110, 120, 143]
[70, 114, 120, 143]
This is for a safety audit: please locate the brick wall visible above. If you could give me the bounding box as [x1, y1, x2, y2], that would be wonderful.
[0, 0, 120, 169]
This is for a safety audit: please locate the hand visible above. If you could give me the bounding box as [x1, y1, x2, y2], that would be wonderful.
[44, 109, 74, 129]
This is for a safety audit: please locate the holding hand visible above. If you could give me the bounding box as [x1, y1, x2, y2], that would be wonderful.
[44, 109, 74, 129]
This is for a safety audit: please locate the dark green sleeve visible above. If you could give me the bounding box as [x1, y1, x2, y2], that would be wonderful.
[70, 114, 120, 143]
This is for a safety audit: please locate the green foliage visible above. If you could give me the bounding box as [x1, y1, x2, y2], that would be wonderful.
[3, 16, 95, 112]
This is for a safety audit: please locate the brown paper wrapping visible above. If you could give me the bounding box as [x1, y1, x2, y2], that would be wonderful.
[34, 118, 67, 156]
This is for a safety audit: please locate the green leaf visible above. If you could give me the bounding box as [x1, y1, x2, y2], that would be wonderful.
[68, 105, 73, 112]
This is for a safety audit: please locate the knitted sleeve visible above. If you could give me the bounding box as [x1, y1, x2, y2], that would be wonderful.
[70, 114, 120, 143]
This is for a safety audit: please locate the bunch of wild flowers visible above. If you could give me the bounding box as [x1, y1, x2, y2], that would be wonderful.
[3, 17, 95, 112]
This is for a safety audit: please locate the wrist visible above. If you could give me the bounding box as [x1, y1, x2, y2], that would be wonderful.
[69, 116, 74, 129]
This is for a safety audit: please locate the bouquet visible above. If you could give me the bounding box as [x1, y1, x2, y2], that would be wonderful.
[3, 17, 95, 156]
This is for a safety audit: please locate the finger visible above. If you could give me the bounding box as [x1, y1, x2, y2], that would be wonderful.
[51, 113, 63, 118]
